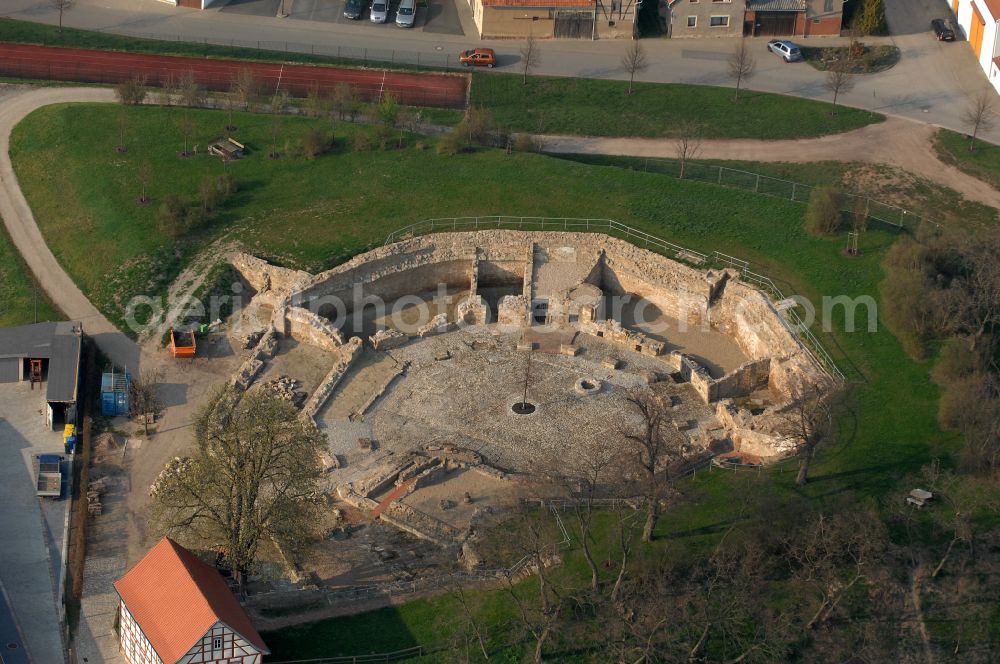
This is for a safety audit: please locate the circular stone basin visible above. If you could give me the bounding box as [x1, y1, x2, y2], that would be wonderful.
[574, 378, 602, 396]
[511, 402, 537, 415]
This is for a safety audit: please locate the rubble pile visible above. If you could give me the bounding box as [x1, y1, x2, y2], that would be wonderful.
[256, 375, 308, 408]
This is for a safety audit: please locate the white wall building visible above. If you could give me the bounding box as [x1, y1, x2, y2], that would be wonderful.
[953, 0, 1000, 94]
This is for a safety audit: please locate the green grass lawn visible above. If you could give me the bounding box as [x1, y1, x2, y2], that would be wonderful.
[471, 73, 885, 139]
[933, 128, 1000, 191]
[10, 102, 968, 660]
[0, 219, 60, 326]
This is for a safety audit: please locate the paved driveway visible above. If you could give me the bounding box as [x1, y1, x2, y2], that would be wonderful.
[0, 383, 70, 664]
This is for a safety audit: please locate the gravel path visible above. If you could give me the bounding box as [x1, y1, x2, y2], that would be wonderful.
[540, 117, 1000, 211]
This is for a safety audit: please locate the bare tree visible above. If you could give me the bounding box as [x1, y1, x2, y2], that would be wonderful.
[329, 83, 360, 122]
[620, 388, 690, 542]
[268, 116, 284, 160]
[178, 114, 195, 158]
[783, 385, 843, 486]
[673, 120, 703, 179]
[727, 38, 757, 102]
[824, 57, 855, 113]
[149, 387, 325, 596]
[230, 68, 261, 112]
[116, 112, 128, 153]
[115, 75, 147, 106]
[621, 41, 648, 95]
[177, 71, 205, 108]
[956, 229, 1000, 350]
[156, 72, 176, 107]
[50, 0, 74, 33]
[520, 35, 541, 85]
[304, 84, 324, 118]
[128, 369, 163, 436]
[137, 161, 152, 206]
[962, 89, 996, 152]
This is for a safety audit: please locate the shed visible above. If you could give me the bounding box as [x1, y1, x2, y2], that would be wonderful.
[0, 321, 83, 429]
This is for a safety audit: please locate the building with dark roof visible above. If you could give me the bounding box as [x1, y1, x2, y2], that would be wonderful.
[0, 321, 82, 429]
[114, 538, 269, 664]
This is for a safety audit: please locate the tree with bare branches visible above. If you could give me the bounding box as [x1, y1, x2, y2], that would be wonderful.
[621, 41, 648, 95]
[230, 68, 261, 112]
[824, 57, 855, 113]
[128, 369, 163, 436]
[520, 35, 541, 84]
[177, 114, 195, 158]
[137, 161, 152, 206]
[50, 0, 74, 33]
[673, 120, 703, 179]
[149, 387, 325, 596]
[177, 71, 205, 108]
[727, 38, 757, 102]
[620, 388, 690, 542]
[962, 89, 996, 152]
[783, 385, 844, 486]
[329, 83, 360, 122]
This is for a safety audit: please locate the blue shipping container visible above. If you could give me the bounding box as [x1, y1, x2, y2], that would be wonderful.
[100, 371, 131, 417]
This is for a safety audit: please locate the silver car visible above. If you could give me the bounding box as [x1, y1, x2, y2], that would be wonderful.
[396, 0, 415, 27]
[767, 40, 803, 62]
[370, 0, 388, 23]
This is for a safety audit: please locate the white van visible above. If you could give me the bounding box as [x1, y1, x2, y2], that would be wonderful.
[396, 0, 415, 27]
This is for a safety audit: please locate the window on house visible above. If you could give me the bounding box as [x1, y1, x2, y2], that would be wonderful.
[709, 15, 729, 26]
[711, 0, 732, 3]
[689, 0, 698, 3]
[213, 637, 223, 649]
[824, 0, 833, 10]
[687, 15, 697, 26]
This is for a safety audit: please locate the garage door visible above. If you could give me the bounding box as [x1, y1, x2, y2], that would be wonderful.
[0, 358, 20, 383]
[754, 11, 798, 36]
[177, 0, 202, 7]
[971, 4, 985, 58]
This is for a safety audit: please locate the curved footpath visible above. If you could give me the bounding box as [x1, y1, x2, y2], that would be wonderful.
[0, 85, 139, 369]
[2, 85, 998, 370]
[541, 117, 1000, 212]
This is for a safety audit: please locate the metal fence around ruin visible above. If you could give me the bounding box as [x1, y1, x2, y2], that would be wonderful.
[382, 217, 846, 381]
[584, 157, 941, 232]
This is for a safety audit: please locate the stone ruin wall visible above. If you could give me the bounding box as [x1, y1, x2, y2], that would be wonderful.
[230, 252, 311, 296]
[251, 231, 826, 405]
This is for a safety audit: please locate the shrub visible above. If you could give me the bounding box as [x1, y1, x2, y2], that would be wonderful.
[301, 129, 332, 159]
[857, 0, 887, 36]
[515, 133, 539, 153]
[805, 186, 844, 235]
[436, 134, 462, 155]
[115, 75, 148, 106]
[156, 194, 187, 237]
[457, 107, 493, 146]
[373, 125, 391, 150]
[199, 176, 222, 213]
[352, 131, 371, 152]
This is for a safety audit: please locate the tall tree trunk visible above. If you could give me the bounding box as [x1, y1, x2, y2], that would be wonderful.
[932, 537, 958, 578]
[642, 499, 657, 542]
[796, 450, 812, 486]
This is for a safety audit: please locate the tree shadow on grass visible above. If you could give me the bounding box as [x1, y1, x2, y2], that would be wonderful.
[261, 604, 421, 660]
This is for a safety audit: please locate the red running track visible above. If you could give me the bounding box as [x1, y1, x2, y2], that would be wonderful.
[0, 43, 469, 108]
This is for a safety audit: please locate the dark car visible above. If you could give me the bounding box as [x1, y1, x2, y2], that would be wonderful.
[932, 18, 955, 41]
[343, 0, 364, 20]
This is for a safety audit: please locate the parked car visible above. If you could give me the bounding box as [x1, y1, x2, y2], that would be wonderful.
[370, 0, 388, 23]
[931, 18, 956, 41]
[766, 39, 803, 62]
[343, 0, 364, 19]
[459, 48, 496, 68]
[396, 0, 416, 27]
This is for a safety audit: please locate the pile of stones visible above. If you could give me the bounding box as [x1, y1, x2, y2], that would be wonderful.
[257, 375, 308, 408]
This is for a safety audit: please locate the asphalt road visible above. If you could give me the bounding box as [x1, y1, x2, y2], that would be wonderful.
[1, 0, 996, 142]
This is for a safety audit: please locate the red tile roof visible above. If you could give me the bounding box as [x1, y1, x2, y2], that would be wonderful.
[114, 538, 268, 663]
[985, 0, 1000, 20]
[482, 0, 594, 6]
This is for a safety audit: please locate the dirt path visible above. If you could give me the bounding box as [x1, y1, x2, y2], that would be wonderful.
[540, 117, 1000, 211]
[0, 84, 139, 369]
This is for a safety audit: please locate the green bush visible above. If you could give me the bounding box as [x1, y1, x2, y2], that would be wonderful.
[301, 129, 332, 160]
[115, 75, 148, 106]
[435, 134, 462, 155]
[156, 194, 187, 237]
[352, 131, 371, 153]
[514, 133, 539, 153]
[857, 0, 888, 36]
[805, 186, 844, 235]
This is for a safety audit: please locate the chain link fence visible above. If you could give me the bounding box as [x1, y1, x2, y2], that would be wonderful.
[629, 158, 939, 232]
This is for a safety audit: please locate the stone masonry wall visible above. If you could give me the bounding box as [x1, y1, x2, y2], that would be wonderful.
[285, 306, 345, 352]
[230, 252, 311, 295]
